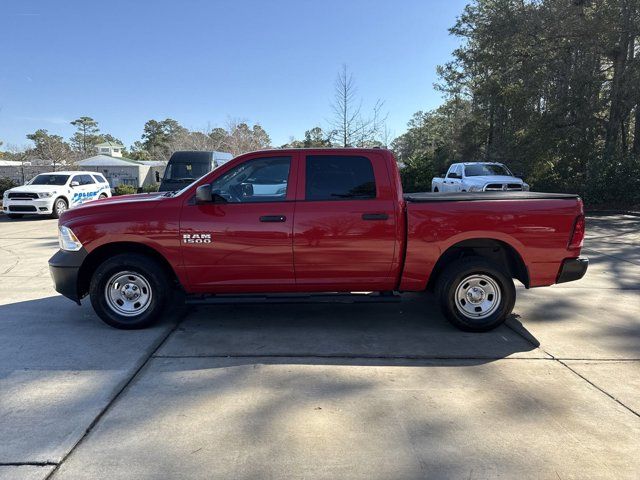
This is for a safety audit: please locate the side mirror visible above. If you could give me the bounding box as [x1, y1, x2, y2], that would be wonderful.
[241, 183, 254, 197]
[70, 181, 79, 187]
[195, 184, 212, 204]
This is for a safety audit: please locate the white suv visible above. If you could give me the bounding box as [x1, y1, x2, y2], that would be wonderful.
[2, 171, 112, 219]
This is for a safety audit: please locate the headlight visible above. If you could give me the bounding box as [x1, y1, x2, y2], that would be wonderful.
[58, 226, 83, 251]
[38, 191, 55, 198]
[523, 183, 530, 191]
[468, 185, 483, 192]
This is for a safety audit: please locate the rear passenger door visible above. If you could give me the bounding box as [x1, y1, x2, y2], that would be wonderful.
[292, 153, 398, 291]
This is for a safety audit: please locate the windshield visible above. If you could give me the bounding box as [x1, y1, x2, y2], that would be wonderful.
[170, 170, 213, 197]
[163, 160, 211, 183]
[464, 164, 512, 177]
[30, 174, 69, 186]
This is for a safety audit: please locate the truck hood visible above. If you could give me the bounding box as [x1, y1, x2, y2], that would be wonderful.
[465, 175, 524, 184]
[61, 192, 166, 219]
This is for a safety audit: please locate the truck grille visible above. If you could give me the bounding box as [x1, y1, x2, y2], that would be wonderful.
[7, 192, 38, 199]
[484, 183, 523, 191]
[9, 205, 37, 212]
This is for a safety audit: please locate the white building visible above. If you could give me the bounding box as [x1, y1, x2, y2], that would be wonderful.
[78, 155, 166, 188]
[94, 141, 124, 158]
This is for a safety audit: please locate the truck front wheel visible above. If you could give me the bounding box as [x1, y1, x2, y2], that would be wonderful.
[89, 253, 169, 329]
[436, 257, 515, 332]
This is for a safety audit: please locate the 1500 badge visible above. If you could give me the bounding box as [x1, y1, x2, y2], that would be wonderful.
[182, 233, 212, 244]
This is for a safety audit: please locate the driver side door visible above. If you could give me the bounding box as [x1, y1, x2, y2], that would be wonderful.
[444, 165, 462, 192]
[180, 153, 299, 293]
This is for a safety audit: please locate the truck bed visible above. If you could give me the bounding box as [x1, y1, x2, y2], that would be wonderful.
[404, 191, 579, 202]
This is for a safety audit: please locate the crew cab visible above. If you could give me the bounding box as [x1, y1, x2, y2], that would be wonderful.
[48, 149, 587, 332]
[432, 162, 529, 192]
[3, 171, 111, 219]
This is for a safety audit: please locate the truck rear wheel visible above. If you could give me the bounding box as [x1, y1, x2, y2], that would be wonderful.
[89, 253, 169, 329]
[436, 257, 515, 332]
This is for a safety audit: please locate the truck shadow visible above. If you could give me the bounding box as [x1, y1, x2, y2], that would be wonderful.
[0, 293, 540, 374]
[158, 292, 540, 364]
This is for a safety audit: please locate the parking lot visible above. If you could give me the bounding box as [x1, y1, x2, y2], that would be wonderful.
[0, 213, 638, 479]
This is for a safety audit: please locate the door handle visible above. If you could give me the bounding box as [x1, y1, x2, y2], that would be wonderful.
[362, 213, 389, 221]
[259, 215, 287, 222]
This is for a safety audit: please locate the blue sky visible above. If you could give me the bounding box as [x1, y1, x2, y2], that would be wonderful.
[0, 0, 468, 149]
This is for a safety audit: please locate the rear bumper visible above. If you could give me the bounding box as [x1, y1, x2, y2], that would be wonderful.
[556, 257, 589, 284]
[48, 248, 88, 304]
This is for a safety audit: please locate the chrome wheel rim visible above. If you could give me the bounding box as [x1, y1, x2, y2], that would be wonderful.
[104, 271, 152, 317]
[454, 274, 501, 320]
[56, 200, 66, 215]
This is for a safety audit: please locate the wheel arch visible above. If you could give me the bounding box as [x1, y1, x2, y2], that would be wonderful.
[426, 238, 529, 291]
[54, 195, 69, 206]
[77, 242, 182, 299]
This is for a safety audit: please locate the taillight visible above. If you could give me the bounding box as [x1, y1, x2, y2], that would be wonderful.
[569, 215, 585, 251]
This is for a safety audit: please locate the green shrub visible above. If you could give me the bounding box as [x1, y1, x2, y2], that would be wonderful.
[0, 177, 18, 197]
[114, 184, 137, 196]
[142, 183, 159, 193]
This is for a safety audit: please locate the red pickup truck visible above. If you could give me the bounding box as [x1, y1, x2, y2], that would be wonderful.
[49, 148, 587, 332]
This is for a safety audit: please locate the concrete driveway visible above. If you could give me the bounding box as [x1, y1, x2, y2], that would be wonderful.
[0, 213, 638, 479]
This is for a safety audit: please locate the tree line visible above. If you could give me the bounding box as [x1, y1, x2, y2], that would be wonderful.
[394, 0, 640, 207]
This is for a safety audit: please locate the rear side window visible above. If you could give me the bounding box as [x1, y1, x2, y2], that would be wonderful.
[92, 174, 108, 184]
[305, 155, 376, 201]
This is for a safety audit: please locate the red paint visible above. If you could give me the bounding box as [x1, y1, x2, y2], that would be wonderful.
[60, 148, 585, 294]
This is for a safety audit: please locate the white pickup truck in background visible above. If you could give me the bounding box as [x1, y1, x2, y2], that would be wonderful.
[431, 162, 530, 192]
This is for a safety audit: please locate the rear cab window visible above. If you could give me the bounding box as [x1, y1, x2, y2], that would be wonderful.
[305, 155, 376, 201]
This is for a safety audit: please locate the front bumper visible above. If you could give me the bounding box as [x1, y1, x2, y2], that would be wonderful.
[3, 198, 55, 214]
[48, 248, 88, 304]
[556, 257, 589, 284]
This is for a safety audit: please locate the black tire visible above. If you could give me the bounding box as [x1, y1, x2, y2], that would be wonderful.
[436, 256, 515, 332]
[99, 193, 108, 199]
[50, 197, 68, 219]
[89, 253, 169, 329]
[7, 214, 23, 219]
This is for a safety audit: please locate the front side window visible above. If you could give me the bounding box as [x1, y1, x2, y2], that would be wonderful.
[210, 156, 290, 203]
[31, 174, 69, 186]
[446, 166, 459, 179]
[305, 155, 376, 201]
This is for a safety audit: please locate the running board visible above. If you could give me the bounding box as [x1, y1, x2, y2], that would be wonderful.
[185, 292, 401, 305]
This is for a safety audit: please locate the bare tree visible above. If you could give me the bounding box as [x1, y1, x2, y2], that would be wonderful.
[222, 118, 271, 156]
[26, 129, 73, 171]
[329, 64, 388, 147]
[6, 144, 31, 184]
